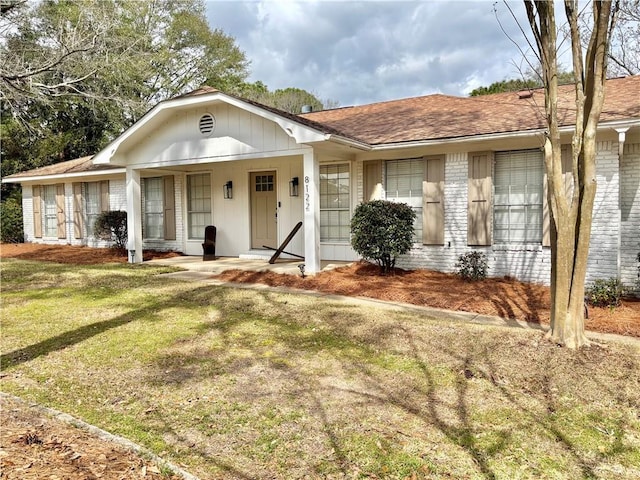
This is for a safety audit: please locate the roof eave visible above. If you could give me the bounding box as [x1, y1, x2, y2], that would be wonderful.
[368, 118, 640, 151]
[1, 168, 126, 184]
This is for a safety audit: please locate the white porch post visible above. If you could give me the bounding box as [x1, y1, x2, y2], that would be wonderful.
[303, 150, 321, 273]
[126, 167, 143, 263]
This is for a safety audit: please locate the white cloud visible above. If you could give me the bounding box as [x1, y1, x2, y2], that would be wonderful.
[205, 0, 535, 106]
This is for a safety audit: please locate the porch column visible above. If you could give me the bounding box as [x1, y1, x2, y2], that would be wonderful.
[303, 150, 321, 273]
[126, 166, 143, 263]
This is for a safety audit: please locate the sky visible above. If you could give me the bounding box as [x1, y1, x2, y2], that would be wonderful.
[205, 0, 542, 108]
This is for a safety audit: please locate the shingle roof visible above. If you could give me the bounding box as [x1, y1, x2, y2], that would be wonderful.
[300, 75, 640, 144]
[5, 76, 638, 181]
[3, 156, 122, 180]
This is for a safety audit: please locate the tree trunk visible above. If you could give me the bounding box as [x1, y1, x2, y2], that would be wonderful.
[525, 0, 617, 348]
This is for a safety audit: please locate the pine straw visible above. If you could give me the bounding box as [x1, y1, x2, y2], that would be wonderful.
[214, 262, 640, 338]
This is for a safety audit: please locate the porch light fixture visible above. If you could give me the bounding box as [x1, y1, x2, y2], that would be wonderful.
[223, 181, 233, 199]
[289, 176, 299, 197]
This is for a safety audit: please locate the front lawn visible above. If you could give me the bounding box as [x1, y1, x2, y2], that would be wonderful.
[1, 259, 639, 479]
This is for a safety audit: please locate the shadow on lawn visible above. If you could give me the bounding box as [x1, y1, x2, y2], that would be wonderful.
[4, 277, 637, 479]
[144, 289, 637, 479]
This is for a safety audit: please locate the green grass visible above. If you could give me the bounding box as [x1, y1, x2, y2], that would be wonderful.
[1, 258, 640, 479]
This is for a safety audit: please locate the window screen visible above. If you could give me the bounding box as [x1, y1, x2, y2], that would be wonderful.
[494, 149, 543, 244]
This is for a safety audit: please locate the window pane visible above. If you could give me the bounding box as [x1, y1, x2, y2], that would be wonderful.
[43, 185, 57, 237]
[187, 174, 212, 239]
[319, 164, 350, 242]
[85, 182, 101, 236]
[385, 158, 424, 242]
[144, 177, 164, 239]
[494, 150, 543, 244]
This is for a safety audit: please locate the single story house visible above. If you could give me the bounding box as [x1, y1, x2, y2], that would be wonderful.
[3, 75, 639, 288]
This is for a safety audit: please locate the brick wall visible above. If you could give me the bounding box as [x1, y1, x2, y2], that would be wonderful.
[621, 143, 640, 292]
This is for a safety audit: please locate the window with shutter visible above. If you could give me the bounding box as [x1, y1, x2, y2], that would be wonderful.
[385, 158, 425, 242]
[494, 149, 543, 244]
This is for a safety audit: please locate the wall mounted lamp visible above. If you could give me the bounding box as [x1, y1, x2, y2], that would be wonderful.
[289, 176, 299, 197]
[223, 180, 233, 199]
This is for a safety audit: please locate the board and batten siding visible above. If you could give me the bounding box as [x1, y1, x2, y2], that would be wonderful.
[123, 104, 305, 168]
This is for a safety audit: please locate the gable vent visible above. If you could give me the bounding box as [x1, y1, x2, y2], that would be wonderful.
[199, 113, 215, 136]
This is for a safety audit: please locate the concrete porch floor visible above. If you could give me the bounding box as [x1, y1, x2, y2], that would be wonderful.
[145, 255, 351, 276]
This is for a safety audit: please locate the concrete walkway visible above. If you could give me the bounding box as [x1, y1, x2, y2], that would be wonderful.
[146, 255, 349, 275]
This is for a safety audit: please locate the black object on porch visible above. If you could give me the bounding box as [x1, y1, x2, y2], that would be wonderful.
[263, 221, 303, 264]
[202, 225, 217, 261]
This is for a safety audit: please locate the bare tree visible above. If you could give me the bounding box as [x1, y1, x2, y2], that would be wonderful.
[524, 0, 619, 348]
[608, 0, 639, 75]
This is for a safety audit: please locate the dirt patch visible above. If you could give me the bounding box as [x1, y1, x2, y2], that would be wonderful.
[0, 395, 182, 480]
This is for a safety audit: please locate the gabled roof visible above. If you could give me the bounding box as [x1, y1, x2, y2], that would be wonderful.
[300, 75, 640, 145]
[4, 75, 638, 182]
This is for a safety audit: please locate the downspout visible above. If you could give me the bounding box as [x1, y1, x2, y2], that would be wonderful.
[614, 127, 629, 282]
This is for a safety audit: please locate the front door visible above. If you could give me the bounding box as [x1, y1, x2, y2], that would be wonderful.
[250, 171, 277, 249]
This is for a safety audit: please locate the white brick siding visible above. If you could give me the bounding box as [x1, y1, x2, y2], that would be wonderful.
[621, 143, 640, 292]
[396, 143, 631, 286]
[15, 141, 639, 287]
[586, 141, 621, 283]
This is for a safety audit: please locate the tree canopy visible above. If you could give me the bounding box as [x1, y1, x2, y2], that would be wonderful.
[1, 0, 249, 195]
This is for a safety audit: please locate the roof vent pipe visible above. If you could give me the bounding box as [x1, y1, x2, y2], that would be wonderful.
[301, 105, 313, 113]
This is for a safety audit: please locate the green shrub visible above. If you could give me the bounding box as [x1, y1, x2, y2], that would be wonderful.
[350, 200, 415, 274]
[455, 251, 489, 281]
[586, 278, 625, 308]
[0, 197, 24, 243]
[94, 210, 127, 251]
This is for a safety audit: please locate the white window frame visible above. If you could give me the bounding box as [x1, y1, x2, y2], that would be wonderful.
[42, 185, 57, 238]
[494, 149, 544, 244]
[84, 182, 101, 237]
[143, 177, 164, 240]
[319, 163, 351, 243]
[186, 173, 212, 240]
[384, 158, 424, 242]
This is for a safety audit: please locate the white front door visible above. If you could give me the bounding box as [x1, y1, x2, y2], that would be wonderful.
[250, 171, 277, 249]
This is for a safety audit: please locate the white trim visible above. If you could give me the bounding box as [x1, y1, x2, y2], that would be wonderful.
[1, 169, 126, 184]
[124, 147, 311, 170]
[366, 120, 640, 152]
[93, 91, 332, 165]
